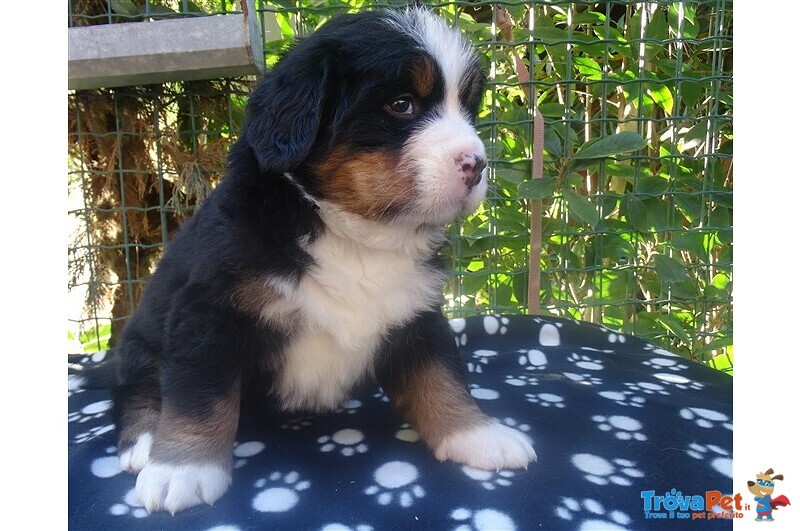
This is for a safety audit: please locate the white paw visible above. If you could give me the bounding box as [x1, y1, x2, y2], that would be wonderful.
[119, 432, 153, 473]
[435, 422, 537, 471]
[135, 462, 232, 514]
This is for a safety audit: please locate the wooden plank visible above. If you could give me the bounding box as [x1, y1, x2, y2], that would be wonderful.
[68, 9, 264, 90]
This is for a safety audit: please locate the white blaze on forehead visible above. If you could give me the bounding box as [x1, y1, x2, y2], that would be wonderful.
[389, 9, 476, 113]
[385, 9, 487, 225]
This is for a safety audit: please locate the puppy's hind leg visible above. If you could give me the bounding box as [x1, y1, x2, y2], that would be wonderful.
[133, 297, 245, 514]
[136, 384, 240, 514]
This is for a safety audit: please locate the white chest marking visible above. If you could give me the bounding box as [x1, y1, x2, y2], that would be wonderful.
[269, 206, 445, 411]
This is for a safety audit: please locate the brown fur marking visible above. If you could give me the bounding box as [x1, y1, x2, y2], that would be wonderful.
[316, 147, 415, 219]
[232, 277, 280, 318]
[118, 390, 161, 451]
[410, 55, 436, 98]
[150, 383, 241, 467]
[389, 361, 487, 450]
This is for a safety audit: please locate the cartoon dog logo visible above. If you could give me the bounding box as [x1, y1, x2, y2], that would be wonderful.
[747, 468, 791, 522]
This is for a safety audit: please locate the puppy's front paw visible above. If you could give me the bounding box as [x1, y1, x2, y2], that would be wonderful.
[135, 462, 232, 514]
[435, 422, 537, 471]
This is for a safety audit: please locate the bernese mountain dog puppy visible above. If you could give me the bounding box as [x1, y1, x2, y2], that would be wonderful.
[112, 8, 537, 514]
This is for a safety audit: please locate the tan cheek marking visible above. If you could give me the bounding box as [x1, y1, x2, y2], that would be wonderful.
[388, 361, 487, 450]
[317, 149, 415, 219]
[410, 55, 436, 98]
[151, 384, 241, 467]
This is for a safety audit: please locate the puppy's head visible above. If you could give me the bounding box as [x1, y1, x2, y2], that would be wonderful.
[244, 8, 487, 227]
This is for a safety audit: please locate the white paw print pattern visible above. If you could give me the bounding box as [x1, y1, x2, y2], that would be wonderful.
[467, 350, 498, 374]
[598, 390, 646, 408]
[108, 488, 149, 519]
[252, 471, 311, 513]
[644, 345, 680, 357]
[90, 446, 122, 479]
[233, 441, 266, 469]
[373, 388, 390, 403]
[73, 423, 115, 444]
[653, 373, 704, 391]
[461, 466, 516, 490]
[562, 372, 602, 386]
[318, 429, 368, 456]
[364, 461, 425, 507]
[335, 400, 363, 415]
[280, 416, 313, 431]
[539, 322, 561, 346]
[624, 381, 669, 396]
[517, 349, 548, 371]
[568, 353, 604, 371]
[571, 453, 644, 486]
[69, 399, 112, 424]
[591, 415, 647, 441]
[685, 443, 732, 478]
[580, 346, 614, 354]
[504, 374, 539, 387]
[449, 318, 466, 334]
[642, 357, 688, 371]
[450, 507, 517, 531]
[498, 417, 531, 433]
[469, 384, 500, 400]
[68, 374, 86, 396]
[525, 392, 566, 408]
[320, 524, 374, 531]
[483, 315, 510, 335]
[89, 446, 122, 479]
[554, 496, 631, 530]
[451, 318, 469, 347]
[607, 332, 628, 345]
[395, 423, 420, 443]
[679, 407, 733, 430]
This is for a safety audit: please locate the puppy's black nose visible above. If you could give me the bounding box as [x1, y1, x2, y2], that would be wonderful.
[460, 154, 486, 189]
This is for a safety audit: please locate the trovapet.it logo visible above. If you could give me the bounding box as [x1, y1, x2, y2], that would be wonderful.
[640, 489, 746, 521]
[640, 467, 793, 522]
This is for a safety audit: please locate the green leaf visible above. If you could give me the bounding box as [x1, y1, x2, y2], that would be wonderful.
[543, 126, 563, 157]
[653, 254, 689, 284]
[573, 132, 647, 160]
[637, 176, 670, 196]
[711, 273, 731, 290]
[698, 336, 734, 355]
[670, 232, 707, 256]
[625, 195, 650, 232]
[495, 161, 531, 185]
[658, 314, 692, 344]
[109, 0, 139, 16]
[518, 177, 556, 200]
[647, 84, 674, 115]
[563, 189, 600, 228]
[574, 57, 603, 80]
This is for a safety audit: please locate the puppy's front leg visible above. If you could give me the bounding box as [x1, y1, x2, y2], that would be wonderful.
[376, 311, 537, 471]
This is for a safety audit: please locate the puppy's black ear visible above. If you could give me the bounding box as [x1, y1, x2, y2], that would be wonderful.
[244, 48, 331, 173]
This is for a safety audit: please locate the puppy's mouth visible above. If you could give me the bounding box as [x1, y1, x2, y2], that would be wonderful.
[403, 154, 488, 224]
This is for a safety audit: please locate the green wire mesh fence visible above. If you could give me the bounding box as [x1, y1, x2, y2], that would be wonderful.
[67, 0, 733, 372]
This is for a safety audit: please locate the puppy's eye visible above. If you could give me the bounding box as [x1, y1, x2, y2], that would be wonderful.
[386, 96, 416, 116]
